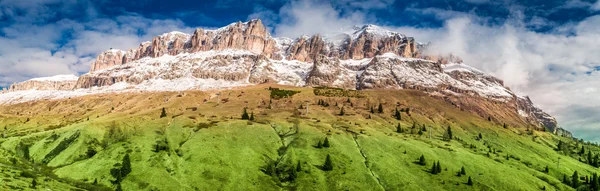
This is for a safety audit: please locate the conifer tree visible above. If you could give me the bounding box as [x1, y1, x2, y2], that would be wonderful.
[347, 98, 351, 103]
[589, 152, 593, 165]
[447, 126, 453, 140]
[396, 123, 402, 133]
[378, 103, 384, 113]
[544, 165, 549, 173]
[467, 176, 473, 186]
[460, 166, 466, 175]
[478, 133, 483, 140]
[339, 107, 345, 116]
[160, 107, 167, 118]
[241, 108, 250, 120]
[296, 161, 302, 172]
[572, 171, 580, 188]
[436, 161, 442, 174]
[580, 146, 586, 155]
[323, 137, 330, 148]
[394, 108, 402, 120]
[370, 106, 375, 114]
[322, 154, 333, 171]
[431, 162, 438, 174]
[121, 154, 132, 178]
[31, 179, 37, 189]
[316, 140, 323, 148]
[249, 112, 255, 121]
[418, 155, 426, 166]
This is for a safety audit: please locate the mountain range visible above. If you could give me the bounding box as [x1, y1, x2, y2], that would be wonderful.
[0, 19, 570, 136]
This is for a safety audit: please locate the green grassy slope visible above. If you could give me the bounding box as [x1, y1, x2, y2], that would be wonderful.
[0, 85, 598, 190]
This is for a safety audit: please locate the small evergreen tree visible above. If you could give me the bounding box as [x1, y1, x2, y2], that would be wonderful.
[460, 166, 466, 175]
[31, 179, 37, 189]
[436, 161, 442, 174]
[418, 155, 426, 166]
[544, 165, 549, 173]
[121, 154, 132, 178]
[339, 107, 345, 116]
[93, 179, 98, 185]
[322, 154, 333, 171]
[478, 133, 483, 140]
[347, 98, 351, 103]
[589, 152, 594, 165]
[580, 146, 586, 155]
[447, 126, 453, 140]
[323, 137, 330, 148]
[160, 107, 167, 118]
[431, 162, 438, 174]
[249, 112, 255, 121]
[378, 103, 384, 113]
[370, 106, 375, 114]
[467, 176, 473, 186]
[296, 161, 302, 172]
[241, 108, 250, 120]
[394, 108, 402, 120]
[572, 171, 580, 188]
[396, 123, 402, 133]
[503, 123, 507, 129]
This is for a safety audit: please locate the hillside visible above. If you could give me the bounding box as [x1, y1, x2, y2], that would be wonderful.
[0, 84, 598, 190]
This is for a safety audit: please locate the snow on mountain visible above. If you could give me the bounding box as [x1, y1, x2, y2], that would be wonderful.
[28, 74, 78, 82]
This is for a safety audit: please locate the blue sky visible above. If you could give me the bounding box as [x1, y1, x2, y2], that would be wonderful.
[1, 0, 600, 142]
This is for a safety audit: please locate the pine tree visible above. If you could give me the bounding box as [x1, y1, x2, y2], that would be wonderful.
[580, 146, 586, 155]
[378, 103, 384, 113]
[396, 123, 402, 133]
[572, 171, 580, 188]
[241, 108, 249, 120]
[395, 108, 401, 120]
[296, 161, 302, 172]
[589, 152, 594, 165]
[370, 106, 375, 114]
[478, 133, 483, 140]
[160, 107, 167, 118]
[322, 154, 333, 171]
[299, 104, 303, 109]
[418, 155, 426, 166]
[460, 166, 466, 175]
[467, 176, 473, 186]
[431, 162, 438, 174]
[544, 165, 549, 173]
[503, 123, 507, 129]
[339, 107, 345, 116]
[93, 179, 98, 185]
[447, 126, 453, 140]
[31, 179, 37, 188]
[316, 140, 323, 148]
[347, 98, 351, 103]
[591, 173, 599, 191]
[323, 137, 330, 148]
[249, 112, 255, 121]
[488, 116, 491, 121]
[121, 154, 132, 178]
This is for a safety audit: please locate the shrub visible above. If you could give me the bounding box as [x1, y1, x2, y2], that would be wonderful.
[269, 87, 300, 99]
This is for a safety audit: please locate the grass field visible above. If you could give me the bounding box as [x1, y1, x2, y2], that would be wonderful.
[0, 84, 598, 190]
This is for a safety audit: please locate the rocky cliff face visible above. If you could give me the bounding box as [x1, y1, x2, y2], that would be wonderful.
[516, 96, 559, 132]
[8, 75, 78, 91]
[88, 20, 422, 72]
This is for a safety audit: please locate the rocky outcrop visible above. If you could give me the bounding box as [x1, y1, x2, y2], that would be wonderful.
[516, 96, 558, 132]
[88, 20, 423, 73]
[8, 75, 78, 91]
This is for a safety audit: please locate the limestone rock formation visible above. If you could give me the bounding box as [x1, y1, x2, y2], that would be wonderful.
[8, 75, 78, 91]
